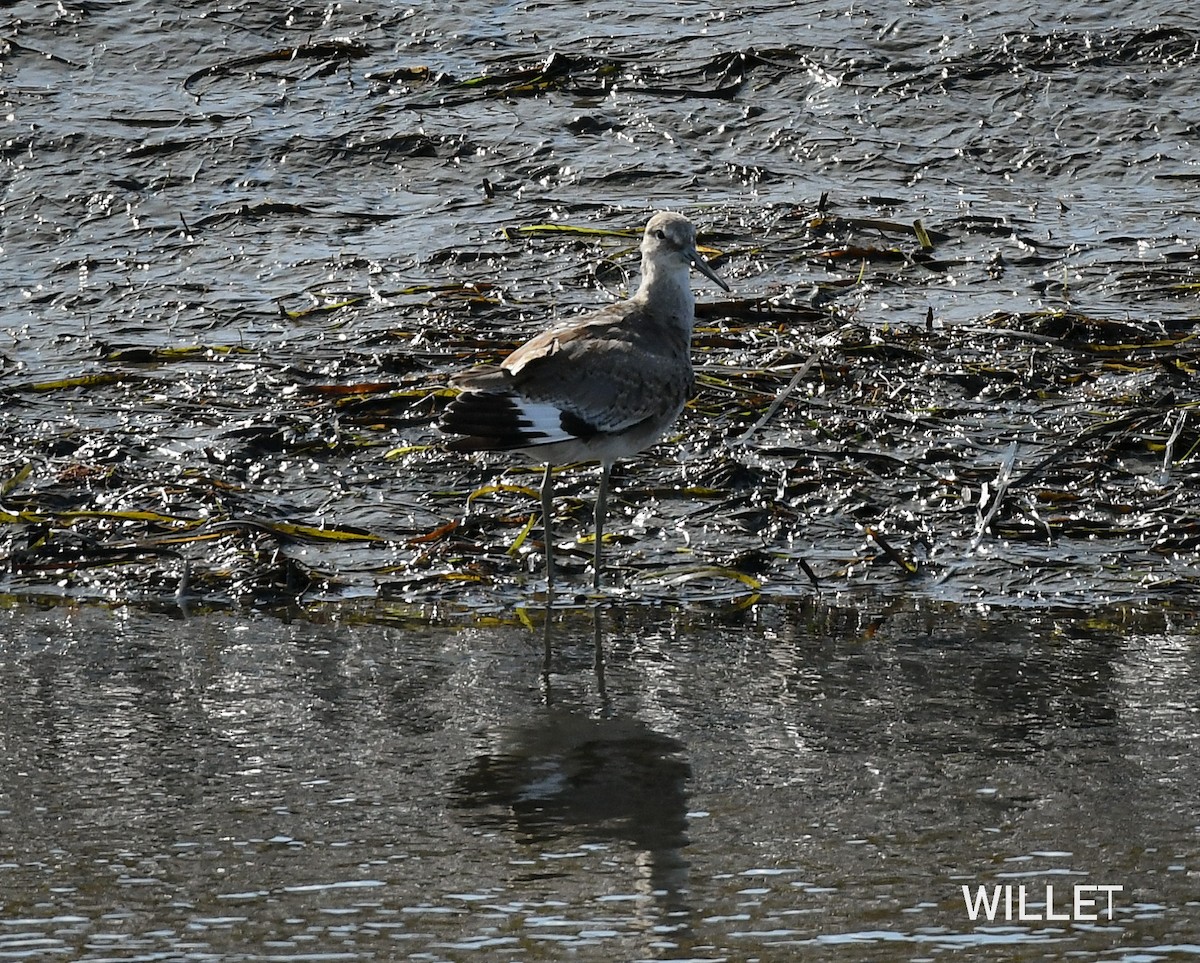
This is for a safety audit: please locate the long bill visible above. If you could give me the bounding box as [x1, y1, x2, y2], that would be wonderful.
[689, 247, 731, 292]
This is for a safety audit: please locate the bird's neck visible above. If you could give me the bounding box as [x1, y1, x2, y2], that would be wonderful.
[635, 261, 695, 328]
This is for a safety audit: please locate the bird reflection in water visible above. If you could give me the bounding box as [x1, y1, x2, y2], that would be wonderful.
[452, 604, 691, 903]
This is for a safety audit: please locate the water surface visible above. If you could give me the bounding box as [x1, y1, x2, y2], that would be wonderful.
[2, 599, 1198, 960]
[3, 1, 1200, 958]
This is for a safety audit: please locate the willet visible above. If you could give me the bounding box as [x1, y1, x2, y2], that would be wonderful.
[440, 210, 730, 591]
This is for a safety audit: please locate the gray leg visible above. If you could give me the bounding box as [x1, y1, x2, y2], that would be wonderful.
[593, 460, 613, 591]
[540, 463, 555, 590]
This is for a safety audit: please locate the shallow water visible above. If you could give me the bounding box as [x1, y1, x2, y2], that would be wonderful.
[2, 598, 1198, 961]
[3, 1, 1200, 958]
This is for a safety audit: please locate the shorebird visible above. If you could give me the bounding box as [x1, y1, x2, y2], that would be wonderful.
[440, 210, 730, 591]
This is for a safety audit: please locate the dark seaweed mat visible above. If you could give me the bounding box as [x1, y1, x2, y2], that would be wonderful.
[2, 202, 1198, 611]
[4, 10, 1200, 611]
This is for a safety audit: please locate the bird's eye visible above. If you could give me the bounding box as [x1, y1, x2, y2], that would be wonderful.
[653, 229, 667, 240]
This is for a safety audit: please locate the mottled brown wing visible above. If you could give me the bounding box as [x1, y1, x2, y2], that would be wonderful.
[498, 305, 692, 434]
